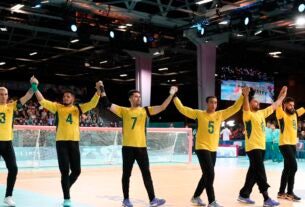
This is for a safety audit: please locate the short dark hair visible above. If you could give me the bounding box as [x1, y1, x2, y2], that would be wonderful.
[206, 96, 217, 103]
[128, 89, 140, 98]
[63, 89, 75, 97]
[249, 87, 255, 101]
[283, 97, 295, 104]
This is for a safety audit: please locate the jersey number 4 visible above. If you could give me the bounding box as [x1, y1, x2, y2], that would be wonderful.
[66, 114, 73, 124]
[0, 113, 6, 124]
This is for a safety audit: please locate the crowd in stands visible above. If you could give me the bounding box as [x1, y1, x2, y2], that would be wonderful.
[12, 100, 120, 127]
[219, 66, 272, 81]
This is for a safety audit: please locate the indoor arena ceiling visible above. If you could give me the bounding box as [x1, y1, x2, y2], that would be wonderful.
[0, 0, 304, 85]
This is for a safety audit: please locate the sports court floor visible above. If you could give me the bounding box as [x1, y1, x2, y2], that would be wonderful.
[0, 157, 304, 207]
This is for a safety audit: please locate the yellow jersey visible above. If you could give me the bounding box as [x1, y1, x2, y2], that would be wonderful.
[0, 101, 17, 141]
[243, 106, 274, 152]
[39, 93, 100, 141]
[112, 105, 154, 147]
[276, 107, 305, 145]
[173, 96, 243, 151]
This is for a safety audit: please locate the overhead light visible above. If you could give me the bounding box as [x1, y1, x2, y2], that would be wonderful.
[196, 0, 213, 5]
[171, 79, 176, 82]
[109, 30, 115, 39]
[118, 25, 127, 29]
[215, 73, 218, 77]
[41, 0, 49, 3]
[143, 35, 148, 43]
[70, 39, 79, 43]
[158, 67, 168, 71]
[33, 4, 41, 8]
[219, 20, 229, 25]
[269, 51, 282, 56]
[120, 74, 128, 77]
[153, 51, 161, 56]
[0, 27, 7, 32]
[271, 55, 280, 58]
[11, 4, 24, 12]
[100, 60, 108, 64]
[0, 62, 6, 66]
[200, 27, 205, 35]
[299, 4, 305, 13]
[296, 16, 305, 27]
[254, 30, 263, 35]
[236, 33, 244, 37]
[126, 23, 133, 27]
[244, 17, 250, 26]
[70, 24, 77, 32]
[29, 52, 38, 56]
[84, 62, 90, 67]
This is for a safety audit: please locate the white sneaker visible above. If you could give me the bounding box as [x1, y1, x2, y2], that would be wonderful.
[4, 196, 16, 206]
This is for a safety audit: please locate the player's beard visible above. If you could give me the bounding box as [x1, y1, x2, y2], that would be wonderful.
[63, 102, 72, 106]
[285, 108, 295, 115]
[251, 105, 260, 112]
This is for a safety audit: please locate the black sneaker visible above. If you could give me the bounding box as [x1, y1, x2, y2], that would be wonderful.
[286, 193, 301, 201]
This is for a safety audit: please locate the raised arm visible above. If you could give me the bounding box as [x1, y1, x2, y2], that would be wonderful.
[148, 86, 177, 116]
[242, 87, 250, 111]
[30, 76, 57, 113]
[99, 82, 123, 117]
[271, 86, 287, 110]
[221, 93, 244, 120]
[173, 87, 197, 120]
[19, 82, 34, 105]
[79, 81, 102, 113]
[297, 107, 305, 117]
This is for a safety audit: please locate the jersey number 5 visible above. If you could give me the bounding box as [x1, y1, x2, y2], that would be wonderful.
[0, 113, 6, 124]
[208, 121, 214, 134]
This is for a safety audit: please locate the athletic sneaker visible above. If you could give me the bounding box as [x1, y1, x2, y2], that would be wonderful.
[263, 198, 280, 207]
[277, 193, 287, 199]
[237, 196, 255, 204]
[3, 196, 16, 206]
[208, 201, 223, 207]
[122, 199, 133, 207]
[149, 198, 166, 207]
[62, 199, 72, 207]
[191, 197, 206, 206]
[286, 193, 301, 201]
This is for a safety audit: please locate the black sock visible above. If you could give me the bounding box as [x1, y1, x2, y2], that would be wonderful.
[262, 191, 269, 201]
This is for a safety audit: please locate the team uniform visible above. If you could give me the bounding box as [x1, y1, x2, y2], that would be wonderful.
[173, 95, 243, 204]
[239, 106, 274, 201]
[38, 93, 100, 200]
[276, 107, 305, 198]
[0, 101, 20, 199]
[111, 105, 157, 202]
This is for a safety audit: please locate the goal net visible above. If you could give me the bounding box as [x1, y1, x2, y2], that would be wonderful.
[1, 126, 192, 168]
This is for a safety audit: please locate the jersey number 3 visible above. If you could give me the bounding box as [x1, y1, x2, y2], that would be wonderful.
[0, 113, 6, 124]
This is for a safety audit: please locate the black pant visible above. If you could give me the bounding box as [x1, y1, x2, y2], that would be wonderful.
[239, 149, 270, 198]
[122, 147, 155, 201]
[279, 145, 297, 194]
[0, 141, 18, 197]
[56, 141, 81, 199]
[194, 150, 216, 204]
